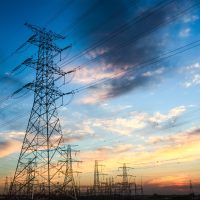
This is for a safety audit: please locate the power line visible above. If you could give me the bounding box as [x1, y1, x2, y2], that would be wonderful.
[0, 39, 200, 134]
[0, 0, 196, 94]
[72, 38, 200, 94]
[54, 0, 199, 89]
[53, 0, 138, 67]
[0, 35, 37, 65]
[61, 0, 139, 37]
[67, 1, 199, 70]
[60, 0, 188, 66]
[44, 0, 74, 27]
[61, 0, 103, 34]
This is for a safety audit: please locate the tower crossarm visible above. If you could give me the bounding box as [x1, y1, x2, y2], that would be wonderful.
[12, 82, 75, 99]
[25, 22, 65, 40]
[27, 34, 63, 53]
[51, 66, 80, 77]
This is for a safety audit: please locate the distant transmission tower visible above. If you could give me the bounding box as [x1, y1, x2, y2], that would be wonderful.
[74, 171, 82, 197]
[189, 179, 194, 199]
[9, 23, 77, 199]
[105, 177, 114, 196]
[93, 160, 100, 195]
[60, 145, 81, 199]
[26, 158, 35, 199]
[93, 160, 107, 195]
[135, 177, 144, 198]
[117, 163, 134, 195]
[4, 176, 9, 195]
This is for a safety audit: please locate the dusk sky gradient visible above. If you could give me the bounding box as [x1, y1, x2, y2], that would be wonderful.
[0, 0, 200, 195]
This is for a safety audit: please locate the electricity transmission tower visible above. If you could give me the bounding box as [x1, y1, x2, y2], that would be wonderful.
[9, 23, 77, 199]
[189, 179, 194, 199]
[4, 176, 9, 195]
[105, 177, 114, 196]
[25, 158, 35, 199]
[73, 171, 82, 197]
[93, 160, 100, 195]
[93, 160, 107, 195]
[59, 145, 81, 199]
[135, 177, 144, 199]
[117, 163, 134, 196]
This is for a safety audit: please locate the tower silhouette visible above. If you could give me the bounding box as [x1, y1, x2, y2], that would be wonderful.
[93, 160, 100, 195]
[4, 176, 9, 195]
[117, 163, 134, 195]
[61, 145, 80, 199]
[9, 23, 75, 199]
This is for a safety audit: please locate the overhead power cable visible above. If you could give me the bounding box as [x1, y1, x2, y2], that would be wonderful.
[0, 38, 200, 115]
[72, 38, 200, 94]
[60, 0, 187, 66]
[0, 35, 37, 65]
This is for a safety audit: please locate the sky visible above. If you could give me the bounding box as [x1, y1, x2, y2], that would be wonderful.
[0, 0, 200, 195]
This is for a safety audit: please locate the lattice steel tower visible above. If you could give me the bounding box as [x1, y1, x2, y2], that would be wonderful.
[93, 160, 100, 194]
[118, 163, 134, 195]
[9, 23, 76, 199]
[4, 176, 9, 195]
[61, 145, 80, 199]
[93, 160, 107, 195]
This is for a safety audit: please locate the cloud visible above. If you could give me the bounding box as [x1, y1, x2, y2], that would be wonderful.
[185, 62, 200, 71]
[147, 126, 200, 147]
[86, 48, 109, 59]
[62, 120, 96, 143]
[99, 103, 132, 113]
[79, 89, 112, 104]
[182, 14, 199, 23]
[64, 1, 197, 105]
[71, 0, 191, 102]
[0, 139, 21, 158]
[148, 106, 186, 125]
[75, 125, 200, 187]
[146, 175, 188, 187]
[142, 67, 165, 77]
[93, 112, 148, 135]
[78, 133, 200, 188]
[0, 131, 26, 157]
[179, 28, 191, 37]
[180, 62, 200, 88]
[96, 144, 133, 154]
[74, 65, 125, 85]
[90, 106, 186, 135]
[184, 74, 200, 88]
[133, 127, 200, 165]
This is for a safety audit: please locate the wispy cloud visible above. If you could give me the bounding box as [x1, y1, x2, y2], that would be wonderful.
[74, 65, 125, 85]
[92, 112, 148, 135]
[0, 138, 21, 158]
[179, 28, 191, 37]
[96, 144, 133, 154]
[62, 121, 96, 143]
[90, 106, 186, 135]
[85, 48, 109, 59]
[182, 14, 199, 23]
[70, 0, 191, 103]
[148, 106, 186, 127]
[142, 67, 165, 77]
[184, 74, 200, 88]
[147, 126, 200, 146]
[78, 126, 200, 181]
[146, 175, 188, 187]
[77, 66, 165, 105]
[181, 62, 200, 88]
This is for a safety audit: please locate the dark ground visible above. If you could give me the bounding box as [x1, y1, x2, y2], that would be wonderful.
[0, 194, 199, 200]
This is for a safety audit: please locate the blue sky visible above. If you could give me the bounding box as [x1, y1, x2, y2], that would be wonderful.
[0, 0, 200, 194]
